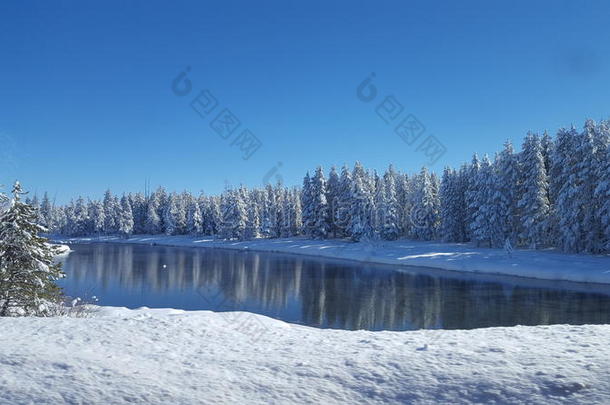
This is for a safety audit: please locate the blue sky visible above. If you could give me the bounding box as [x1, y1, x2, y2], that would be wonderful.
[1, 0, 609, 203]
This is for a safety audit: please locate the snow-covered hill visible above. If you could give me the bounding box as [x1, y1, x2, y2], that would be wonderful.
[1, 307, 608, 404]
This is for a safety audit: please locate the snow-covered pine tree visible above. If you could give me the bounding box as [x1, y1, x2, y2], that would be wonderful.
[88, 199, 105, 236]
[53, 206, 67, 235]
[440, 167, 463, 242]
[517, 132, 550, 249]
[306, 166, 329, 239]
[0, 182, 64, 316]
[410, 168, 440, 240]
[130, 192, 147, 234]
[198, 195, 211, 235]
[380, 166, 400, 240]
[282, 187, 302, 237]
[430, 172, 441, 240]
[208, 196, 223, 236]
[347, 163, 375, 241]
[272, 183, 285, 238]
[39, 192, 53, 229]
[595, 128, 610, 253]
[175, 192, 190, 235]
[71, 196, 90, 236]
[492, 141, 520, 246]
[118, 195, 134, 238]
[335, 165, 353, 238]
[0, 190, 7, 213]
[244, 189, 261, 240]
[102, 190, 118, 234]
[220, 187, 247, 240]
[594, 120, 610, 253]
[574, 121, 600, 252]
[555, 125, 594, 252]
[464, 154, 481, 242]
[455, 164, 469, 241]
[347, 175, 369, 241]
[397, 173, 412, 237]
[154, 187, 169, 233]
[549, 127, 574, 249]
[368, 170, 380, 236]
[261, 184, 280, 238]
[326, 166, 340, 237]
[591, 120, 610, 252]
[186, 199, 204, 235]
[277, 188, 291, 238]
[470, 155, 496, 247]
[163, 194, 178, 236]
[145, 193, 161, 234]
[540, 131, 553, 180]
[300, 172, 313, 237]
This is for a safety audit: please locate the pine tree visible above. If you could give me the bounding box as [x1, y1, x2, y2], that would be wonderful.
[88, 199, 105, 235]
[550, 127, 575, 248]
[220, 187, 247, 240]
[300, 173, 313, 237]
[380, 166, 400, 240]
[186, 199, 204, 235]
[326, 166, 340, 237]
[540, 131, 553, 179]
[517, 133, 550, 249]
[465, 154, 481, 242]
[335, 165, 353, 238]
[145, 193, 161, 234]
[348, 162, 374, 241]
[307, 167, 329, 239]
[0, 182, 64, 316]
[470, 155, 495, 247]
[440, 167, 464, 242]
[494, 141, 520, 245]
[118, 195, 134, 238]
[574, 122, 599, 252]
[130, 192, 147, 234]
[591, 120, 610, 252]
[595, 133, 610, 252]
[244, 190, 261, 240]
[410, 168, 439, 241]
[39, 192, 53, 229]
[102, 190, 118, 234]
[163, 194, 178, 236]
[70, 197, 90, 236]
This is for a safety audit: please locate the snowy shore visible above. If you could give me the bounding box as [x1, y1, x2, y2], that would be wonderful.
[1, 306, 608, 404]
[51, 235, 610, 285]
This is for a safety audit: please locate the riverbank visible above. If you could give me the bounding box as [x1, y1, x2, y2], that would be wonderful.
[1, 306, 608, 404]
[50, 235, 610, 285]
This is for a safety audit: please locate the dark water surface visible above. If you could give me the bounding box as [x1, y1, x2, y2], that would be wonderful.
[58, 243, 610, 331]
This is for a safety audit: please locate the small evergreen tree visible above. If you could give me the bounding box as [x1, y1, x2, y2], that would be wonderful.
[0, 182, 64, 316]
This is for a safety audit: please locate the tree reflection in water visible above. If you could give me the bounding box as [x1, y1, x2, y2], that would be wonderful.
[58, 243, 610, 331]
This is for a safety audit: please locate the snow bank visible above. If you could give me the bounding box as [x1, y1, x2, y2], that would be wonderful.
[0, 307, 608, 404]
[50, 243, 72, 257]
[51, 235, 610, 284]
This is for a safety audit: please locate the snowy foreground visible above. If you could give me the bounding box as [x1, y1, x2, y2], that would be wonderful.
[1, 306, 609, 404]
[52, 235, 610, 284]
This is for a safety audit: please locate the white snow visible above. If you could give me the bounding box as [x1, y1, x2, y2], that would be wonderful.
[0, 306, 608, 404]
[51, 235, 610, 284]
[50, 243, 71, 257]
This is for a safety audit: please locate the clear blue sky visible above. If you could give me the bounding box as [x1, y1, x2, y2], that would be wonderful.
[1, 0, 609, 203]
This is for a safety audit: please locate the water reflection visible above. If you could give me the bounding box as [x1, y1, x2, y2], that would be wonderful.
[59, 243, 610, 331]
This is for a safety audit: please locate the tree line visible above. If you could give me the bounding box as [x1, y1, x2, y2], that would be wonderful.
[21, 118, 610, 254]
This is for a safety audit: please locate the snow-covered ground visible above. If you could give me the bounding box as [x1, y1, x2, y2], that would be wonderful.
[0, 306, 608, 404]
[51, 235, 610, 284]
[50, 243, 71, 257]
